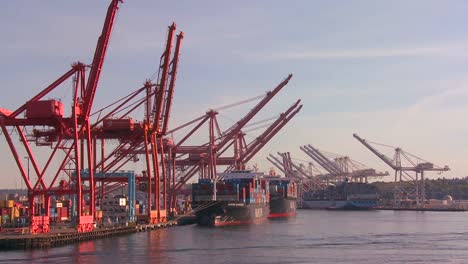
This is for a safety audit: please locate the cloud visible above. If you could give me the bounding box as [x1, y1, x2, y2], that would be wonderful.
[405, 85, 468, 114]
[391, 81, 468, 139]
[242, 42, 468, 61]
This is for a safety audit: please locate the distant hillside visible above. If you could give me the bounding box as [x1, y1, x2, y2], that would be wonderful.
[0, 189, 28, 200]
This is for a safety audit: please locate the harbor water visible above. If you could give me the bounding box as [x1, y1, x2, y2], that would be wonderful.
[2, 210, 468, 263]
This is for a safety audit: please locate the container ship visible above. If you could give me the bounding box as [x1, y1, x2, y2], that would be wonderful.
[191, 171, 269, 227]
[266, 177, 297, 218]
[302, 180, 379, 210]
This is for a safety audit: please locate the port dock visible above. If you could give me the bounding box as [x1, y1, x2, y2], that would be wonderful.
[0, 221, 180, 250]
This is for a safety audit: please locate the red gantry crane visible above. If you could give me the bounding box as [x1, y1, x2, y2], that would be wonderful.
[169, 75, 293, 185]
[90, 23, 184, 224]
[0, 0, 122, 233]
[166, 75, 300, 212]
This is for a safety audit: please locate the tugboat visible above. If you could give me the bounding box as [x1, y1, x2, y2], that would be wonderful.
[192, 170, 270, 227]
[266, 177, 297, 218]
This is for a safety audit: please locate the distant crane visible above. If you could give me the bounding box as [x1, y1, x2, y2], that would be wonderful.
[300, 145, 343, 182]
[267, 152, 325, 208]
[300, 144, 389, 184]
[353, 133, 449, 207]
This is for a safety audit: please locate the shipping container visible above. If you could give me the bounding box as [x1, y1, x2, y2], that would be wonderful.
[1, 215, 9, 224]
[95, 210, 103, 218]
[11, 207, 20, 218]
[59, 206, 69, 221]
[6, 200, 14, 208]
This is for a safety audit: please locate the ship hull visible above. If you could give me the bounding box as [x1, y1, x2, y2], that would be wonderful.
[195, 202, 269, 227]
[268, 196, 297, 218]
[302, 200, 377, 210]
[342, 200, 378, 210]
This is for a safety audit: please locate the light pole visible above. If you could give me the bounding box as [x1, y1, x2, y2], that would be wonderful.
[67, 162, 72, 197]
[24, 156, 30, 181]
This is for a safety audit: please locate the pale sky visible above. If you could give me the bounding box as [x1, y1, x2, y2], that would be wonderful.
[1, 1, 468, 188]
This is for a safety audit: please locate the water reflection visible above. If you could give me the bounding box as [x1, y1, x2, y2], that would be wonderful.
[2, 211, 468, 263]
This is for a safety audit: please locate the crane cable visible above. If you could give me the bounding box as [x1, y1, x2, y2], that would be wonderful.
[213, 93, 265, 112]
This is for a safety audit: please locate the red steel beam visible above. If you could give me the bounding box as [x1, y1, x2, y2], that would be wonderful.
[161, 32, 184, 135]
[153, 23, 176, 132]
[9, 66, 79, 118]
[83, 0, 122, 119]
[216, 74, 292, 150]
[240, 100, 301, 162]
[243, 104, 302, 163]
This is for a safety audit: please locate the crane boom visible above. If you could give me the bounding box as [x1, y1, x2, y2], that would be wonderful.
[153, 23, 176, 132]
[352, 133, 398, 170]
[301, 146, 340, 174]
[268, 154, 296, 178]
[274, 152, 325, 189]
[306, 145, 343, 174]
[280, 153, 311, 179]
[161, 32, 184, 135]
[242, 104, 302, 163]
[221, 101, 302, 172]
[217, 74, 293, 149]
[238, 100, 301, 162]
[266, 156, 288, 175]
[83, 0, 122, 119]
